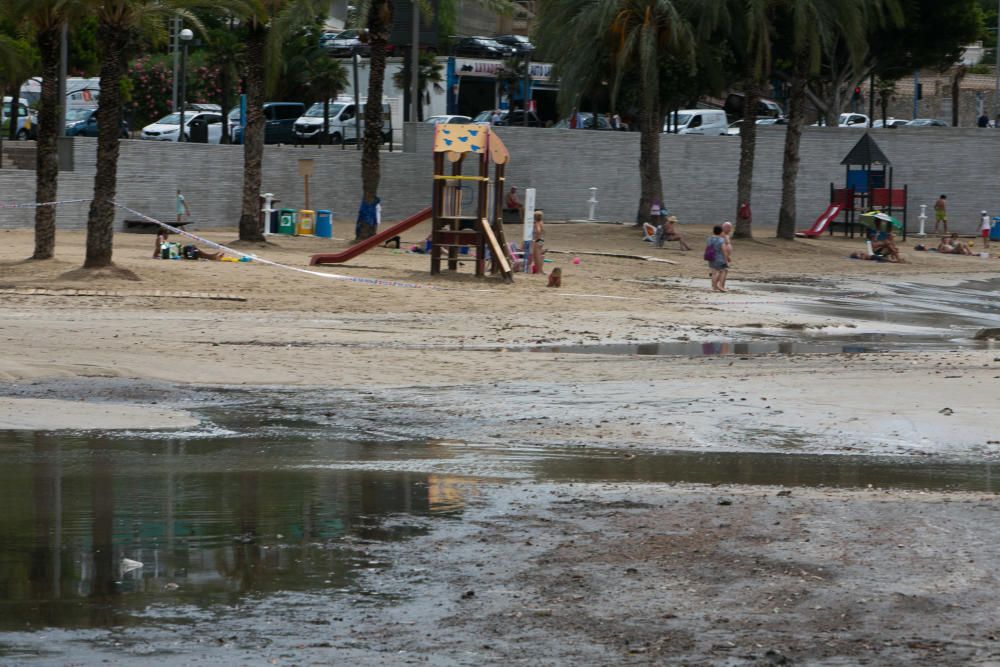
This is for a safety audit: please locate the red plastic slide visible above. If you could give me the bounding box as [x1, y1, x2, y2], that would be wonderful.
[309, 206, 433, 265]
[795, 203, 842, 238]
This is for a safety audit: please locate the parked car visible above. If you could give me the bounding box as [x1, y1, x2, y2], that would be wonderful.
[663, 109, 728, 135]
[905, 118, 948, 127]
[141, 110, 224, 143]
[292, 99, 392, 144]
[1, 98, 37, 140]
[723, 93, 783, 119]
[64, 107, 129, 138]
[872, 118, 908, 128]
[424, 115, 472, 125]
[552, 112, 612, 130]
[813, 112, 869, 127]
[494, 34, 533, 54]
[323, 29, 370, 56]
[726, 116, 788, 135]
[230, 102, 305, 144]
[472, 109, 542, 127]
[453, 36, 511, 58]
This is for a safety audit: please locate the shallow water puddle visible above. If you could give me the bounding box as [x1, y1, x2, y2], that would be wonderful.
[2, 428, 998, 634]
[519, 336, 975, 357]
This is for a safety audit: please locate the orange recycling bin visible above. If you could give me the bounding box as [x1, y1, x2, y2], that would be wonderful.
[296, 209, 316, 236]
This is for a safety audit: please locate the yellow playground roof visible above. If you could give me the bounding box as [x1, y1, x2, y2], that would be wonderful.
[433, 123, 509, 165]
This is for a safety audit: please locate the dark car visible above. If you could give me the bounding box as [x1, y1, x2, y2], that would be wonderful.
[453, 36, 511, 58]
[494, 34, 533, 54]
[472, 109, 542, 127]
[64, 107, 129, 138]
[324, 29, 370, 56]
[230, 102, 305, 144]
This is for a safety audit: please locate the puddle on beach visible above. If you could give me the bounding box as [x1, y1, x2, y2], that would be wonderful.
[2, 425, 999, 649]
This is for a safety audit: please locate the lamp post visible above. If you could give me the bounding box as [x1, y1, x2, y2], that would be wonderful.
[410, 0, 420, 124]
[178, 28, 193, 142]
[352, 46, 361, 151]
[994, 0, 1000, 121]
[523, 46, 533, 127]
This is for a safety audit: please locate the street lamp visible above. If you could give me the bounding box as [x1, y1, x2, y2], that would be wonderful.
[178, 28, 193, 142]
[522, 46, 534, 127]
[353, 46, 361, 151]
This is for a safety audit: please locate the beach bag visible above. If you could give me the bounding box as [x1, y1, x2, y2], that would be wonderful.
[703, 240, 716, 262]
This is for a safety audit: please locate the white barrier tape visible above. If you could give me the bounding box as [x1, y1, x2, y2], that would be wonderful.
[111, 201, 437, 290]
[0, 198, 92, 210]
[2, 196, 640, 299]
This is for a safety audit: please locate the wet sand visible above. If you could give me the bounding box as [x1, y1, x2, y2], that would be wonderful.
[1, 223, 999, 664]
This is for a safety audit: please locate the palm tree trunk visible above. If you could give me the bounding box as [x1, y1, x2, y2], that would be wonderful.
[776, 74, 807, 240]
[238, 23, 267, 242]
[84, 25, 129, 268]
[358, 0, 393, 241]
[636, 99, 663, 226]
[32, 25, 61, 261]
[734, 82, 759, 240]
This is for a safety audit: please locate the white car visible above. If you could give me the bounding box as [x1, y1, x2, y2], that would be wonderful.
[872, 118, 908, 128]
[425, 115, 471, 125]
[811, 113, 869, 128]
[141, 111, 224, 143]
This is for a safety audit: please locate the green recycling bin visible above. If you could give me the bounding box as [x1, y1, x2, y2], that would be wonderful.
[278, 208, 297, 235]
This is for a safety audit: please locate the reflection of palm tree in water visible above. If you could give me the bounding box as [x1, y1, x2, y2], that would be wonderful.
[90, 449, 117, 625]
[29, 434, 61, 607]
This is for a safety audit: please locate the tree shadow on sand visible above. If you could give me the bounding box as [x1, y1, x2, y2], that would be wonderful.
[59, 265, 141, 282]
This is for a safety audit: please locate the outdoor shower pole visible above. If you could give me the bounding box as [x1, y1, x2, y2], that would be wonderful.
[995, 0, 1000, 120]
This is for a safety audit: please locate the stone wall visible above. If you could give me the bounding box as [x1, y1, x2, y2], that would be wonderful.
[0, 124, 996, 235]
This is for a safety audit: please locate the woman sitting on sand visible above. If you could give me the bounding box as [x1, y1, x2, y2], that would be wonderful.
[871, 233, 904, 263]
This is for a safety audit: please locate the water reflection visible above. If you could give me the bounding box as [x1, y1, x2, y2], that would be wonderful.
[0, 432, 473, 631]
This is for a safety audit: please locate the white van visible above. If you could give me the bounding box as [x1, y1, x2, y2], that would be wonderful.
[664, 109, 728, 135]
[293, 99, 393, 144]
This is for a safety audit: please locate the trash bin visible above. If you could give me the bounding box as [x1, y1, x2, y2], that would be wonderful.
[278, 208, 297, 235]
[188, 117, 208, 143]
[316, 210, 332, 238]
[991, 217, 1000, 241]
[269, 210, 280, 234]
[296, 209, 316, 236]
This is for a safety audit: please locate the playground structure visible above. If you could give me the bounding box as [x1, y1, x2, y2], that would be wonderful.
[430, 124, 513, 281]
[797, 133, 909, 240]
[310, 124, 514, 282]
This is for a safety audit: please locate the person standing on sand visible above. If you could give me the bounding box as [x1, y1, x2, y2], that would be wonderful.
[934, 194, 948, 234]
[705, 225, 731, 292]
[532, 210, 546, 275]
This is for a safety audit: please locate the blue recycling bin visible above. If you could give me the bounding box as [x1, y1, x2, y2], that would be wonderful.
[991, 217, 1000, 241]
[316, 209, 333, 238]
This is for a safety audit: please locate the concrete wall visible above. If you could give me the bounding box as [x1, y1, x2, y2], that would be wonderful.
[1, 125, 996, 234]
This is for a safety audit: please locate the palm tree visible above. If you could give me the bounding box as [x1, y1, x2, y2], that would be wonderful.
[392, 50, 442, 122]
[205, 25, 243, 145]
[773, 0, 900, 240]
[353, 0, 515, 240]
[83, 1, 212, 269]
[303, 53, 348, 143]
[724, 0, 774, 240]
[7, 0, 86, 260]
[537, 0, 694, 226]
[236, 0, 323, 243]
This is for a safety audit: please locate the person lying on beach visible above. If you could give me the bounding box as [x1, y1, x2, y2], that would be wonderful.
[938, 234, 973, 255]
[182, 245, 226, 261]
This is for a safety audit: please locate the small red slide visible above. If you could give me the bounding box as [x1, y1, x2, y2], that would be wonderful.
[309, 206, 433, 265]
[795, 203, 842, 238]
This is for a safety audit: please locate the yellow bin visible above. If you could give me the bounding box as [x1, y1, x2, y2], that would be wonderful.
[296, 209, 316, 236]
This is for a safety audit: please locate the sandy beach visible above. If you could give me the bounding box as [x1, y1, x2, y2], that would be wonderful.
[1, 221, 999, 664]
